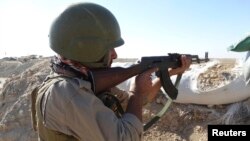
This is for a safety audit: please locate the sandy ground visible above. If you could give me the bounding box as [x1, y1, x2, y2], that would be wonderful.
[0, 56, 249, 141]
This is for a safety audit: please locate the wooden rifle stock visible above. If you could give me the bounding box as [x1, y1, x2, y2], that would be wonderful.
[91, 63, 147, 94]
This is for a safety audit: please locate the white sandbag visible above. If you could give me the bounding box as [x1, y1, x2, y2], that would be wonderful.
[174, 68, 250, 105]
[243, 51, 250, 85]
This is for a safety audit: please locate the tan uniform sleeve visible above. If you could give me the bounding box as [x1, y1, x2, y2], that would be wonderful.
[42, 78, 143, 141]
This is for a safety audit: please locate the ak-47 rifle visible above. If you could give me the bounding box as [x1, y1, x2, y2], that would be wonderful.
[91, 52, 209, 100]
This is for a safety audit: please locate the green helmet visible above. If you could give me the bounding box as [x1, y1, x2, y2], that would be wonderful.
[49, 3, 124, 68]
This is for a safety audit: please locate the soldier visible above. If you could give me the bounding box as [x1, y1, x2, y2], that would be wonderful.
[31, 2, 191, 141]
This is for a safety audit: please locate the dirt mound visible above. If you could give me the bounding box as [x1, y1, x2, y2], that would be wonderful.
[0, 55, 44, 77]
[143, 98, 250, 141]
[0, 57, 51, 141]
[0, 56, 249, 141]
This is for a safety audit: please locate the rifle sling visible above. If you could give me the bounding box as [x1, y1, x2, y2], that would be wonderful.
[143, 74, 182, 131]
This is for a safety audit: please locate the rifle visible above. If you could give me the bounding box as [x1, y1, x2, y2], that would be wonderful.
[91, 52, 209, 100]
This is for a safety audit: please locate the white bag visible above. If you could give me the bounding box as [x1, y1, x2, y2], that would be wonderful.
[243, 51, 250, 85]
